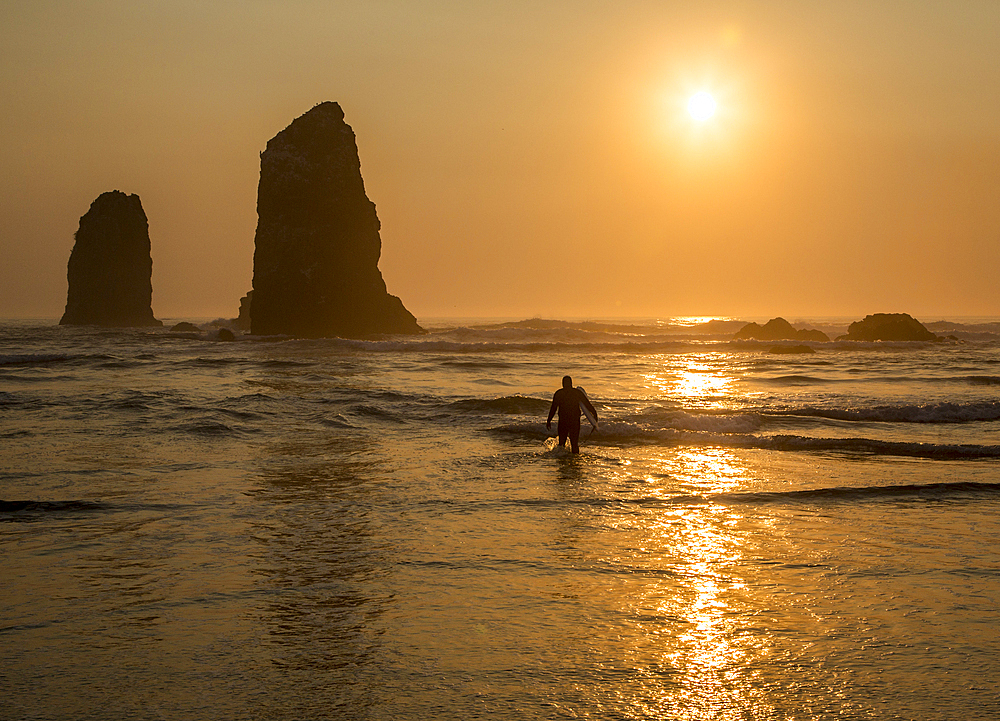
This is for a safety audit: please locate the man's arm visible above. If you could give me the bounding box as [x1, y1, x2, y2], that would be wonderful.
[546, 393, 558, 429]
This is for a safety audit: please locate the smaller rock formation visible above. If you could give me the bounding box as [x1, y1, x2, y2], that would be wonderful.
[170, 322, 200, 333]
[734, 318, 829, 342]
[60, 191, 161, 327]
[216, 328, 235, 341]
[836, 313, 937, 342]
[234, 291, 252, 331]
[697, 319, 749, 335]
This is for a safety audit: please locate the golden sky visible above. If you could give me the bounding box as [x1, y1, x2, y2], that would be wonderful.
[2, 1, 998, 320]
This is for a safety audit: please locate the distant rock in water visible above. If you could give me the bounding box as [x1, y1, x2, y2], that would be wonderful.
[734, 317, 829, 342]
[234, 290, 252, 331]
[59, 191, 161, 327]
[697, 319, 749, 335]
[837, 313, 937, 342]
[250, 102, 421, 338]
[170, 322, 200, 333]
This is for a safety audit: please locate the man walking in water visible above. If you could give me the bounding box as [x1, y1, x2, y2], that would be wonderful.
[546, 375, 598, 454]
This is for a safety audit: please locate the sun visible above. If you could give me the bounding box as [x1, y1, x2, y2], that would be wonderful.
[687, 91, 717, 122]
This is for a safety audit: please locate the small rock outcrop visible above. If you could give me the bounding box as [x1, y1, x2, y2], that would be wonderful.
[697, 319, 749, 335]
[250, 102, 421, 338]
[170, 322, 200, 333]
[734, 318, 829, 342]
[59, 191, 161, 327]
[837, 313, 937, 341]
[234, 291, 252, 331]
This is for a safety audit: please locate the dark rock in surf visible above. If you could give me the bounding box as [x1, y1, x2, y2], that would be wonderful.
[697, 319, 748, 335]
[836, 313, 937, 342]
[795, 328, 829, 342]
[170, 322, 200, 333]
[734, 317, 828, 342]
[234, 290, 252, 331]
[216, 328, 235, 341]
[59, 191, 161, 327]
[250, 102, 421, 338]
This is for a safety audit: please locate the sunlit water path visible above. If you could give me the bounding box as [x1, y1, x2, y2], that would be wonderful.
[2, 319, 999, 720]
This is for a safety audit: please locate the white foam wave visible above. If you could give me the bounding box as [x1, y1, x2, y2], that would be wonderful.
[631, 411, 763, 434]
[492, 422, 1000, 459]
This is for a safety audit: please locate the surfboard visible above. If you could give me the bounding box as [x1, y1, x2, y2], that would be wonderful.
[576, 386, 598, 432]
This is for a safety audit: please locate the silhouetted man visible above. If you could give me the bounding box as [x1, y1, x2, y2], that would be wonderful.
[546, 375, 598, 454]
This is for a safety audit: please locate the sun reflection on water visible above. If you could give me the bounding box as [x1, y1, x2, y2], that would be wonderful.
[642, 354, 739, 411]
[670, 447, 756, 495]
[610, 444, 777, 718]
[666, 507, 755, 719]
[628, 446, 758, 500]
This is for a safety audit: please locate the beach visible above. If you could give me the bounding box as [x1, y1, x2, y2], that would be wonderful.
[3, 318, 1000, 719]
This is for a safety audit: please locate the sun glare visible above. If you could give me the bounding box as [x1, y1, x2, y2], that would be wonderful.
[687, 91, 717, 122]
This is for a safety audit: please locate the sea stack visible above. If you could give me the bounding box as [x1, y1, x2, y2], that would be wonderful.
[250, 102, 421, 338]
[59, 191, 161, 327]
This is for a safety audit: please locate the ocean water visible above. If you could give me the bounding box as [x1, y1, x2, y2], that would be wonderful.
[2, 318, 999, 720]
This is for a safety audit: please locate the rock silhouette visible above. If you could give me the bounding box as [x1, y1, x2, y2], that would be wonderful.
[234, 290, 252, 331]
[59, 191, 161, 327]
[250, 102, 421, 338]
[734, 317, 828, 342]
[837, 313, 937, 341]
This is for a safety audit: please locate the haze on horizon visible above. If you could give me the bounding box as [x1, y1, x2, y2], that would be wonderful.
[2, 1, 998, 321]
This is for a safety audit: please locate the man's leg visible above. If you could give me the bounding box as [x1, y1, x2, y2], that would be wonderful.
[569, 426, 581, 454]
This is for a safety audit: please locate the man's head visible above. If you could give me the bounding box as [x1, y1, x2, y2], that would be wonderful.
[562, 375, 573, 389]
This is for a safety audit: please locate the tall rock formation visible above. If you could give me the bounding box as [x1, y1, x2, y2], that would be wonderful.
[59, 191, 161, 327]
[250, 102, 421, 338]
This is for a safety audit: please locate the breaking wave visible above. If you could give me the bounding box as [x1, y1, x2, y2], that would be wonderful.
[771, 400, 1000, 423]
[965, 375, 1000, 385]
[493, 421, 1000, 459]
[462, 397, 1000, 432]
[503, 482, 1000, 509]
[714, 481, 1000, 504]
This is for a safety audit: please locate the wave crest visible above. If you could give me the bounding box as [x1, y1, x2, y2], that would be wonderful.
[717, 481, 1000, 504]
[492, 421, 1000, 459]
[775, 401, 1000, 423]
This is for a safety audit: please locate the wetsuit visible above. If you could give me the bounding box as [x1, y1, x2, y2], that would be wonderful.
[547, 387, 597, 453]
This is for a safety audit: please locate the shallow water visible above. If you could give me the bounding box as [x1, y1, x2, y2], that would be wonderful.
[2, 319, 999, 719]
